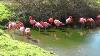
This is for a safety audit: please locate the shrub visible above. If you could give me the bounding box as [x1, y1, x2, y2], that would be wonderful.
[0, 3, 13, 20]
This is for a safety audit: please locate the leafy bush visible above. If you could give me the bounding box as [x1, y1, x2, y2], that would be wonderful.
[0, 3, 12, 20]
[0, 29, 56, 56]
[1, 0, 100, 21]
[0, 19, 9, 26]
[7, 0, 100, 19]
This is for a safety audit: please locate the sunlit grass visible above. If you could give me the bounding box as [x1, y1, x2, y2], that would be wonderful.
[0, 29, 56, 56]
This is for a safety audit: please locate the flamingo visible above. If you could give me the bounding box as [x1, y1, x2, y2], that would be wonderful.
[54, 19, 61, 27]
[54, 19, 65, 28]
[29, 16, 33, 20]
[35, 22, 43, 32]
[66, 16, 73, 28]
[17, 21, 25, 35]
[96, 15, 100, 19]
[7, 21, 17, 31]
[96, 15, 100, 26]
[86, 18, 95, 29]
[29, 19, 37, 27]
[7, 21, 12, 30]
[6, 21, 18, 36]
[79, 17, 86, 29]
[43, 22, 50, 27]
[25, 28, 31, 36]
[29, 16, 37, 27]
[9, 20, 24, 36]
[48, 17, 54, 25]
[48, 17, 54, 23]
[41, 21, 50, 32]
[19, 26, 25, 36]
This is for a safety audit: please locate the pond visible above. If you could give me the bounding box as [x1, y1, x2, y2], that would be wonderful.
[5, 28, 100, 56]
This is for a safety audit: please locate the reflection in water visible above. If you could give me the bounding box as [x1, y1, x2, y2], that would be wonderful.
[89, 31, 100, 49]
[8, 30, 100, 56]
[45, 30, 100, 56]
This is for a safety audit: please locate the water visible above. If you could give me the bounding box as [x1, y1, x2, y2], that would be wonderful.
[7, 29, 100, 56]
[45, 30, 100, 56]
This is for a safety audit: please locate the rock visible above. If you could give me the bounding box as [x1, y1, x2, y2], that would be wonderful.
[32, 39, 40, 44]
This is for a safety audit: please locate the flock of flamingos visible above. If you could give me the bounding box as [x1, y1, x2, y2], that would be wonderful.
[6, 15, 100, 36]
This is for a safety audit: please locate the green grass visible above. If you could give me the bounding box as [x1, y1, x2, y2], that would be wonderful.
[0, 3, 12, 20]
[0, 29, 56, 56]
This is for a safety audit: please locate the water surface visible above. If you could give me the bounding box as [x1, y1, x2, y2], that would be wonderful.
[6, 29, 100, 56]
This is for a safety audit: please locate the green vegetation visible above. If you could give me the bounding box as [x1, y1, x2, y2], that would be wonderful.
[1, 0, 100, 19]
[0, 0, 99, 56]
[0, 29, 56, 56]
[0, 3, 12, 20]
[0, 0, 99, 21]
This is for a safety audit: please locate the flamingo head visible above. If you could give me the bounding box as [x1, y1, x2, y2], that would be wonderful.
[69, 16, 72, 18]
[29, 16, 33, 20]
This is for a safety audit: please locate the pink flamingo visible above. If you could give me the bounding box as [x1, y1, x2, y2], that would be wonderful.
[19, 26, 25, 35]
[29, 19, 37, 27]
[66, 16, 73, 28]
[25, 28, 31, 36]
[96, 15, 100, 26]
[18, 21, 25, 35]
[7, 22, 17, 31]
[86, 18, 95, 29]
[40, 21, 50, 28]
[6, 21, 19, 36]
[29, 16, 37, 27]
[40, 21, 50, 31]
[54, 19, 61, 27]
[7, 22, 12, 30]
[35, 22, 43, 32]
[96, 15, 100, 19]
[79, 17, 86, 28]
[54, 19, 65, 28]
[48, 17, 54, 25]
[7, 18, 25, 36]
[29, 16, 33, 20]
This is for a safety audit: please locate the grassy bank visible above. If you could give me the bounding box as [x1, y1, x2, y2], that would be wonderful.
[0, 29, 56, 56]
